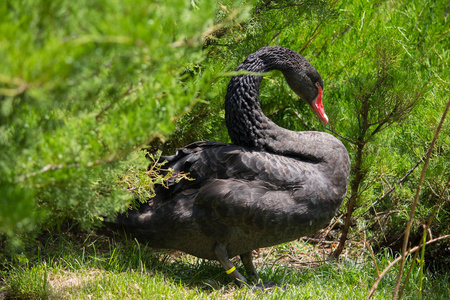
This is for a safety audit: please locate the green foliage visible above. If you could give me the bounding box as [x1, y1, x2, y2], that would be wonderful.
[169, 0, 450, 256]
[199, 0, 449, 246]
[0, 0, 254, 245]
[1, 0, 449, 291]
[2, 231, 450, 299]
[118, 151, 192, 204]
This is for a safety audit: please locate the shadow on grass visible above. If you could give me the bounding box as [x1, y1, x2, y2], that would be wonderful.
[96, 225, 307, 291]
[0, 222, 349, 299]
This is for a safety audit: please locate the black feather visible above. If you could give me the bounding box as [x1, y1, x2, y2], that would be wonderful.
[111, 47, 350, 266]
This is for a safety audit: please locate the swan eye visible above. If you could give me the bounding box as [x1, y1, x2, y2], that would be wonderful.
[315, 82, 321, 88]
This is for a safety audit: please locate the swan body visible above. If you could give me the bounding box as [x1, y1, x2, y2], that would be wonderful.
[113, 47, 350, 285]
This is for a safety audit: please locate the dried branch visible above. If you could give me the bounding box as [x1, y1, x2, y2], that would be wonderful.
[397, 176, 450, 298]
[366, 234, 450, 299]
[426, 177, 450, 202]
[392, 98, 450, 299]
[364, 240, 380, 276]
[369, 157, 424, 209]
[397, 224, 427, 299]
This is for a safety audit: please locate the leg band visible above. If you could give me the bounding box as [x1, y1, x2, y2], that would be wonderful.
[225, 266, 236, 274]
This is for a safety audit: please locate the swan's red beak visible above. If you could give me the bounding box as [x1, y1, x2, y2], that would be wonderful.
[310, 86, 328, 124]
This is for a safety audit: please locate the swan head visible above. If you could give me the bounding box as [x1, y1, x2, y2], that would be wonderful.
[232, 46, 329, 125]
[283, 66, 328, 125]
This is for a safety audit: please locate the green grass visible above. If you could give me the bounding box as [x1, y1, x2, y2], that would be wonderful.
[1, 229, 449, 299]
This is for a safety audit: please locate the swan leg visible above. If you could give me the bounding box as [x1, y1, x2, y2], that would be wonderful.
[240, 251, 260, 282]
[214, 244, 248, 286]
[241, 251, 286, 290]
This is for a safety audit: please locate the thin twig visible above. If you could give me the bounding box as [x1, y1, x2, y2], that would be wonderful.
[319, 213, 344, 246]
[369, 157, 424, 208]
[392, 98, 450, 299]
[324, 126, 356, 144]
[96, 83, 137, 121]
[397, 224, 427, 299]
[364, 240, 380, 276]
[299, 0, 339, 53]
[366, 234, 450, 299]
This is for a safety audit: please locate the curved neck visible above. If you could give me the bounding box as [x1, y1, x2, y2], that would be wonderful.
[224, 47, 349, 169]
[225, 47, 294, 150]
[225, 73, 269, 149]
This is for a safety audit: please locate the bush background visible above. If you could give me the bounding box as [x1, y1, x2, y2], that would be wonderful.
[1, 0, 449, 293]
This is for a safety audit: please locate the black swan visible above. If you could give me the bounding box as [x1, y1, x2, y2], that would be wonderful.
[113, 46, 350, 287]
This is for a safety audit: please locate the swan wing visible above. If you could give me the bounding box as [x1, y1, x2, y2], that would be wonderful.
[161, 141, 316, 190]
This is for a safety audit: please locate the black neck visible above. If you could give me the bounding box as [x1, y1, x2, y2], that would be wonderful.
[224, 47, 348, 169]
[225, 47, 309, 150]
